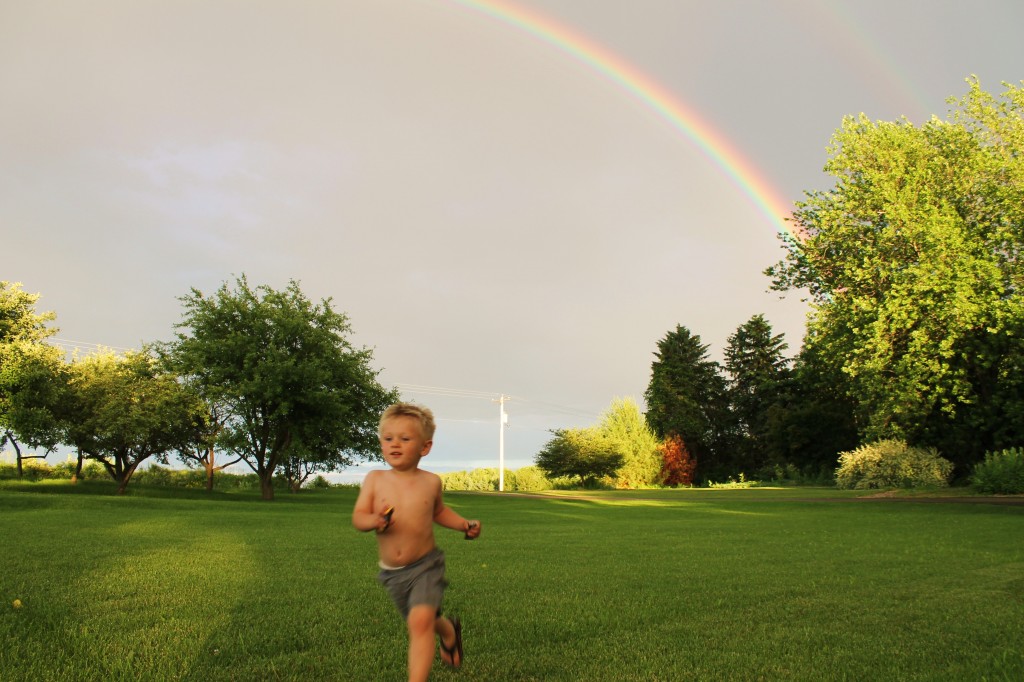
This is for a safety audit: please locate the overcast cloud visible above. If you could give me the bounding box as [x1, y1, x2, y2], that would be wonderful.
[3, 0, 1022, 476]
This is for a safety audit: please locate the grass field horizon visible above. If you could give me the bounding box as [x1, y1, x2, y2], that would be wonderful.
[2, 482, 1022, 681]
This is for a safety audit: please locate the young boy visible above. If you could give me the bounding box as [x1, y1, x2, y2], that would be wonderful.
[353, 402, 482, 682]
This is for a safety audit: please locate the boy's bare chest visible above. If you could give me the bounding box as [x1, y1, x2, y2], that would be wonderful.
[374, 476, 436, 519]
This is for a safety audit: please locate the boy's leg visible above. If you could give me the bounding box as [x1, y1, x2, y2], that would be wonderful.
[406, 604, 439, 682]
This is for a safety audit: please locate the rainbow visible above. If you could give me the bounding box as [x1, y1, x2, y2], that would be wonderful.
[448, 0, 802, 241]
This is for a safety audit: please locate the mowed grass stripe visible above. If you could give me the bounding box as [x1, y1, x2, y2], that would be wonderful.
[1, 483, 1021, 681]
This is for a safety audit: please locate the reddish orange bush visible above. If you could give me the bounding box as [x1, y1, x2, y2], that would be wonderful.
[659, 434, 696, 487]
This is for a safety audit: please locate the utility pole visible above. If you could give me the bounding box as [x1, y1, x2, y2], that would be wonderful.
[495, 394, 509, 491]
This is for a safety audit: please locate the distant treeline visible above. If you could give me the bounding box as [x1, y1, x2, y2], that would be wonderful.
[0, 459, 349, 491]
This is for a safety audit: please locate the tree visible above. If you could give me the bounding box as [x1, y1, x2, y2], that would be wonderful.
[644, 325, 730, 481]
[535, 427, 624, 487]
[767, 78, 1024, 473]
[169, 276, 397, 500]
[762, 333, 859, 477]
[0, 282, 66, 476]
[63, 349, 206, 494]
[596, 397, 661, 488]
[0, 281, 54, 345]
[172, 400, 241, 492]
[723, 314, 791, 474]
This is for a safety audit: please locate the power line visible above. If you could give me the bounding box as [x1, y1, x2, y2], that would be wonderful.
[396, 383, 502, 400]
[47, 337, 136, 353]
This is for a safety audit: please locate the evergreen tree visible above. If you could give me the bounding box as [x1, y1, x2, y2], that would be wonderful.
[644, 325, 730, 481]
[723, 314, 790, 474]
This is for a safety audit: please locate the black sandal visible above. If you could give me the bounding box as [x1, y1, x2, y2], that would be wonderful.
[440, 617, 463, 669]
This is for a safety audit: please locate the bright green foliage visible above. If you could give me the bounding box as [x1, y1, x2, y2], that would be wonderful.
[768, 79, 1024, 472]
[0, 458, 107, 481]
[0, 281, 55, 345]
[597, 397, 661, 488]
[644, 324, 729, 481]
[169, 276, 397, 500]
[535, 427, 624, 487]
[439, 466, 552, 492]
[835, 439, 954, 489]
[0, 280, 68, 473]
[0, 282, 66, 475]
[504, 465, 551, 491]
[970, 447, 1024, 494]
[0, 340, 67, 454]
[723, 314, 791, 473]
[63, 350, 208, 494]
[440, 467, 500, 491]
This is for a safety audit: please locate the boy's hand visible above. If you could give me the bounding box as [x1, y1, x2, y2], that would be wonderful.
[464, 520, 481, 540]
[377, 506, 394, 534]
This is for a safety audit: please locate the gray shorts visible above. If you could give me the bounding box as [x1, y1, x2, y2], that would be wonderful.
[378, 549, 448, 620]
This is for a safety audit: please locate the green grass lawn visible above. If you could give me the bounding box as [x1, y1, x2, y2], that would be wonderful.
[1, 481, 1021, 681]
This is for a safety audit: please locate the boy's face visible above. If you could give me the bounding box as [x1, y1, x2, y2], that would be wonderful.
[379, 415, 433, 471]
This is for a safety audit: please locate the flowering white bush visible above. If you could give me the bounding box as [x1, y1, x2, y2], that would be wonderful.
[835, 439, 953, 489]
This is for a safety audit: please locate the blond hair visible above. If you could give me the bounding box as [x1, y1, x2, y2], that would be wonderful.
[379, 402, 436, 441]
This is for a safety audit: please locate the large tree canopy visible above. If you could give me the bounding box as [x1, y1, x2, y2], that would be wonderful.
[597, 397, 661, 488]
[768, 78, 1024, 471]
[64, 350, 206, 494]
[535, 427, 624, 487]
[169, 276, 396, 500]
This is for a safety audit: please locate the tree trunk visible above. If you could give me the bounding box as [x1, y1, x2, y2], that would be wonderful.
[205, 445, 215, 492]
[260, 474, 275, 500]
[9, 434, 24, 478]
[117, 463, 139, 495]
[71, 449, 84, 484]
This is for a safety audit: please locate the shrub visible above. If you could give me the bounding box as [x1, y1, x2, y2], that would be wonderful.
[708, 473, 759, 489]
[658, 435, 696, 487]
[835, 439, 953, 490]
[971, 448, 1024, 494]
[133, 465, 208, 488]
[505, 466, 551, 492]
[440, 466, 555, 492]
[440, 468, 499, 492]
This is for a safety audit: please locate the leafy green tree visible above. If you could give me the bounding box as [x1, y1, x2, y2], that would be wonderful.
[768, 78, 1024, 473]
[723, 314, 791, 474]
[0, 281, 54, 344]
[644, 325, 730, 481]
[596, 397, 661, 488]
[63, 349, 207, 494]
[535, 427, 624, 487]
[169, 276, 397, 500]
[172, 400, 241, 492]
[0, 282, 67, 476]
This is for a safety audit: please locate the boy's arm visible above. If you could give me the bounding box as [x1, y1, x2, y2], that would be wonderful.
[352, 472, 388, 533]
[432, 477, 482, 538]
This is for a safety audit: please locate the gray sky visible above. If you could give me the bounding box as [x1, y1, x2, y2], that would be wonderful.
[3, 0, 1022, 476]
